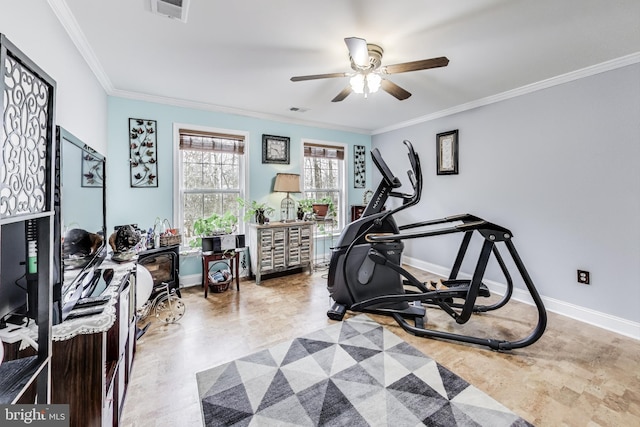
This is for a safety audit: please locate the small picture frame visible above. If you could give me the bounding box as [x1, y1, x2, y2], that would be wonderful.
[436, 130, 459, 175]
[262, 134, 290, 164]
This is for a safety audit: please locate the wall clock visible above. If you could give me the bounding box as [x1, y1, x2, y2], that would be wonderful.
[262, 134, 290, 164]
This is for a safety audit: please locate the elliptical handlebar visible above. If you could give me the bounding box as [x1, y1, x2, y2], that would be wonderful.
[403, 140, 421, 206]
[385, 140, 422, 208]
[371, 148, 401, 189]
[403, 140, 419, 179]
[362, 141, 422, 218]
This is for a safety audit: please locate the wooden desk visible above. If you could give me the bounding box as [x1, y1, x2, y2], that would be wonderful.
[202, 250, 240, 297]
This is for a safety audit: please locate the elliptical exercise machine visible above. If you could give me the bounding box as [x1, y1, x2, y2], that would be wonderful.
[327, 140, 546, 351]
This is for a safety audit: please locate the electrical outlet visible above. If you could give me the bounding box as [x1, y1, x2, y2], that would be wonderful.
[577, 270, 590, 284]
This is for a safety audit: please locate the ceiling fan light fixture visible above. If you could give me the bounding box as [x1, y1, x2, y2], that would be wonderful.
[350, 74, 365, 94]
[350, 73, 381, 95]
[367, 73, 382, 93]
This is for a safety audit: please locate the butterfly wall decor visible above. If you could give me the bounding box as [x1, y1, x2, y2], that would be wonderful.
[129, 118, 158, 187]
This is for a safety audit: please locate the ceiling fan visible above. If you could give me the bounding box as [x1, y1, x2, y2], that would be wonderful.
[290, 37, 449, 102]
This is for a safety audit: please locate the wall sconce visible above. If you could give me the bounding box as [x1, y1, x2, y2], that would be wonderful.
[273, 173, 301, 222]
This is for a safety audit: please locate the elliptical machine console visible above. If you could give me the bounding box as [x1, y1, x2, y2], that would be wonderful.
[327, 140, 547, 351]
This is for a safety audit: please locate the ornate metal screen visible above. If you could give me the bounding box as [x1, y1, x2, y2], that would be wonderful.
[0, 34, 56, 219]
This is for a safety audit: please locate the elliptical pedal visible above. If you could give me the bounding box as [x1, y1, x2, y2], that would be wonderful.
[327, 302, 347, 320]
[442, 279, 491, 298]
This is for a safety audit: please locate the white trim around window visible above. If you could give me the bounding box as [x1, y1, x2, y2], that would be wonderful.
[301, 138, 348, 231]
[173, 123, 250, 236]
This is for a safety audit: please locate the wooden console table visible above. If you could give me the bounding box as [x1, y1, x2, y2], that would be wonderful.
[202, 250, 240, 297]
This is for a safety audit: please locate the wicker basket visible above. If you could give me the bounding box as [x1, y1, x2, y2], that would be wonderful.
[154, 218, 181, 247]
[208, 277, 231, 293]
[159, 233, 181, 247]
[207, 261, 232, 293]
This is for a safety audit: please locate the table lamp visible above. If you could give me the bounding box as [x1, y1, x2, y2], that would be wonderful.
[274, 173, 301, 222]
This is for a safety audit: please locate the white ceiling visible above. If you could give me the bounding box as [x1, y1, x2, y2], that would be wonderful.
[56, 0, 640, 134]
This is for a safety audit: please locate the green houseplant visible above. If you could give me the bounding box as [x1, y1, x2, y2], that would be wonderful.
[298, 197, 336, 218]
[297, 198, 315, 215]
[237, 198, 275, 224]
[191, 211, 238, 247]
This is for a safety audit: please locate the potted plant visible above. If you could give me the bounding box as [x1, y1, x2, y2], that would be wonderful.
[313, 196, 336, 218]
[191, 211, 238, 247]
[237, 198, 275, 225]
[298, 197, 336, 219]
[297, 198, 315, 216]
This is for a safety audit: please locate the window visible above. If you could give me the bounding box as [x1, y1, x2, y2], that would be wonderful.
[176, 127, 246, 245]
[303, 141, 346, 231]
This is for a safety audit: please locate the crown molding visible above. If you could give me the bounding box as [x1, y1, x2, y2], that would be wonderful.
[373, 52, 640, 135]
[110, 88, 371, 135]
[48, 0, 114, 92]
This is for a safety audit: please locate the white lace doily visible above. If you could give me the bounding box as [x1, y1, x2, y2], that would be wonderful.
[52, 260, 135, 341]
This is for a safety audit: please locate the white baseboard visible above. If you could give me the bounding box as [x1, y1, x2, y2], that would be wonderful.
[180, 258, 640, 340]
[179, 274, 203, 288]
[403, 256, 640, 341]
[179, 272, 249, 289]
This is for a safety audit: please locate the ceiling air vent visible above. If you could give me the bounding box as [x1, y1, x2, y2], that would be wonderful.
[150, 0, 190, 23]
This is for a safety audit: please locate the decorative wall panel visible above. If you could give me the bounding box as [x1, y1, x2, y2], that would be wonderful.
[1, 54, 53, 218]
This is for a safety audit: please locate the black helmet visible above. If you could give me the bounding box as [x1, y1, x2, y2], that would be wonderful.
[110, 225, 140, 253]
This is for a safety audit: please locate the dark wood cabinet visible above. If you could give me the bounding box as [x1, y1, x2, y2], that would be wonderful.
[51, 266, 136, 427]
[351, 205, 366, 222]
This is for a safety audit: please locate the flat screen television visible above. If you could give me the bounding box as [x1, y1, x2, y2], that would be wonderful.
[53, 126, 107, 324]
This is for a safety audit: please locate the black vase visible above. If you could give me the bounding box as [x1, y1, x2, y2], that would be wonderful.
[256, 209, 266, 225]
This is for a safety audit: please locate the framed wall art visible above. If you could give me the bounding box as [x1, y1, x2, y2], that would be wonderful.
[262, 134, 290, 164]
[129, 118, 158, 187]
[81, 146, 104, 187]
[436, 129, 459, 175]
[354, 145, 366, 188]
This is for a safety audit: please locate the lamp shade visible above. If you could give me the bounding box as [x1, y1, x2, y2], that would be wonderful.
[274, 173, 301, 193]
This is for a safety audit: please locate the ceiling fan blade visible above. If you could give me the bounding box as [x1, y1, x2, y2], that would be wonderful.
[344, 37, 369, 68]
[291, 72, 349, 82]
[383, 57, 449, 74]
[331, 86, 352, 102]
[381, 79, 412, 100]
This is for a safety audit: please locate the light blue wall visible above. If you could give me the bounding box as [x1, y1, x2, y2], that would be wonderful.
[107, 97, 372, 275]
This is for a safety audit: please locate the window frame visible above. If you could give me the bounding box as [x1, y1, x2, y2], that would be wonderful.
[301, 139, 347, 232]
[173, 123, 250, 243]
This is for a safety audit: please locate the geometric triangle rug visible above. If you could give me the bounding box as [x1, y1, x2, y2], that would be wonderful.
[197, 314, 533, 426]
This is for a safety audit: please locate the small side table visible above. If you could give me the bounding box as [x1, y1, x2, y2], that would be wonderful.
[202, 250, 240, 298]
